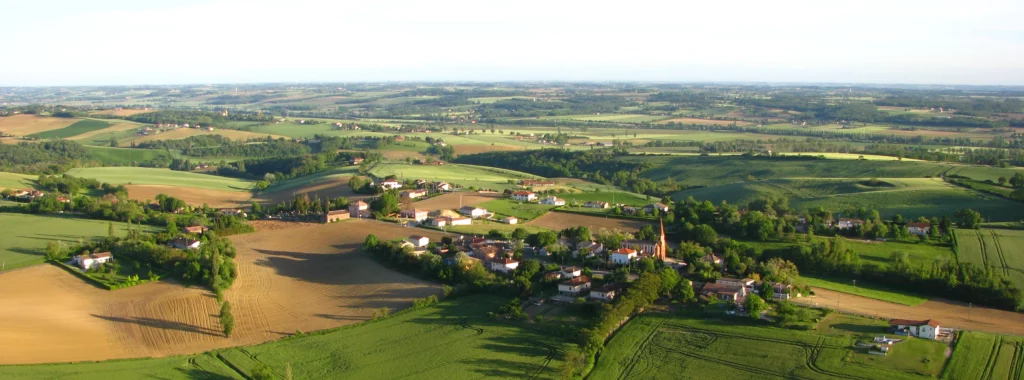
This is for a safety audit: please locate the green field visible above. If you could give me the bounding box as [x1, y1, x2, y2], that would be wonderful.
[592, 312, 944, 380]
[672, 177, 1023, 221]
[368, 162, 541, 191]
[1, 295, 568, 379]
[954, 229, 1024, 288]
[262, 166, 360, 193]
[538, 113, 668, 123]
[840, 238, 954, 267]
[65, 167, 254, 191]
[801, 275, 929, 306]
[477, 198, 556, 220]
[0, 171, 36, 190]
[0, 214, 148, 271]
[28, 119, 112, 139]
[83, 146, 176, 165]
[942, 331, 1024, 380]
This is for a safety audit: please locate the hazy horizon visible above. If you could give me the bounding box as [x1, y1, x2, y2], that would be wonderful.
[2, 0, 1022, 86]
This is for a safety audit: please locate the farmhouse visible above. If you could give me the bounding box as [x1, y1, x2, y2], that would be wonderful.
[590, 283, 621, 302]
[558, 276, 592, 297]
[700, 253, 723, 265]
[836, 218, 865, 229]
[447, 216, 472, 226]
[219, 209, 247, 218]
[489, 258, 519, 274]
[540, 196, 565, 206]
[400, 208, 429, 222]
[576, 241, 604, 256]
[701, 282, 746, 303]
[610, 247, 638, 264]
[323, 209, 350, 223]
[182, 225, 208, 234]
[430, 217, 448, 227]
[511, 191, 537, 201]
[770, 282, 794, 300]
[400, 189, 428, 200]
[169, 238, 201, 250]
[583, 201, 610, 209]
[459, 206, 488, 218]
[907, 222, 931, 236]
[351, 157, 364, 165]
[718, 277, 755, 288]
[380, 180, 403, 190]
[434, 182, 451, 192]
[888, 319, 942, 340]
[408, 235, 430, 248]
[645, 202, 670, 213]
[349, 201, 370, 218]
[503, 216, 518, 224]
[74, 252, 112, 271]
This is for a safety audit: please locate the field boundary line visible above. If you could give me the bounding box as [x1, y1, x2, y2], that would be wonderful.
[215, 352, 251, 380]
[981, 336, 1002, 380]
[977, 231, 990, 269]
[617, 316, 668, 380]
[989, 230, 1010, 277]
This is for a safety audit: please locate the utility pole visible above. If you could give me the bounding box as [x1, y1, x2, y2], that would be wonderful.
[968, 303, 972, 321]
[853, 279, 856, 294]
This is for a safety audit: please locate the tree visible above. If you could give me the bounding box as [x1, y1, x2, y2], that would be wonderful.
[744, 294, 768, 319]
[251, 363, 275, 380]
[955, 209, 983, 229]
[166, 219, 178, 235]
[693, 224, 717, 246]
[998, 176, 1008, 186]
[636, 225, 657, 241]
[364, 234, 380, 250]
[1010, 173, 1024, 189]
[107, 222, 114, 238]
[673, 280, 695, 303]
[371, 191, 399, 216]
[251, 202, 263, 215]
[220, 301, 234, 337]
[534, 230, 558, 248]
[511, 227, 529, 241]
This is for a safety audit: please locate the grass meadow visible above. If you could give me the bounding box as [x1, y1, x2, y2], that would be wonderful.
[83, 146, 176, 166]
[28, 119, 112, 139]
[592, 312, 944, 380]
[0, 214, 150, 271]
[66, 167, 253, 191]
[0, 295, 568, 379]
[954, 229, 1024, 289]
[0, 171, 37, 190]
[800, 275, 929, 306]
[942, 331, 1024, 380]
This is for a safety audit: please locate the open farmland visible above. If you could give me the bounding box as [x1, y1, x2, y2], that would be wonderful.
[942, 331, 1024, 380]
[0, 115, 77, 136]
[123, 128, 288, 145]
[527, 211, 654, 233]
[0, 295, 567, 380]
[125, 185, 254, 208]
[0, 171, 36, 190]
[0, 214, 145, 271]
[477, 198, 556, 220]
[954, 229, 1024, 289]
[66, 167, 253, 191]
[411, 192, 499, 211]
[68, 122, 141, 142]
[368, 162, 541, 191]
[592, 313, 944, 380]
[539, 113, 668, 123]
[89, 109, 158, 116]
[655, 117, 755, 126]
[0, 220, 443, 365]
[82, 146, 176, 165]
[253, 167, 368, 205]
[28, 119, 112, 139]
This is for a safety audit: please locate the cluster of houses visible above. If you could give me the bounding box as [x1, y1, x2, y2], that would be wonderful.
[510, 191, 566, 206]
[5, 189, 52, 201]
[697, 277, 796, 304]
[138, 123, 214, 136]
[815, 218, 931, 236]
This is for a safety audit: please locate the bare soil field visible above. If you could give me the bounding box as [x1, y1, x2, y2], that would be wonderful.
[526, 211, 654, 232]
[0, 220, 441, 365]
[68, 122, 140, 141]
[380, 150, 427, 161]
[125, 184, 254, 208]
[453, 144, 525, 155]
[90, 109, 155, 116]
[0, 115, 77, 136]
[794, 288, 1024, 336]
[248, 220, 320, 232]
[655, 117, 754, 126]
[411, 192, 500, 211]
[125, 128, 287, 145]
[253, 176, 371, 206]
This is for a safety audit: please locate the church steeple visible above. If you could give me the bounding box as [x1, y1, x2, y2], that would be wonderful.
[656, 218, 667, 260]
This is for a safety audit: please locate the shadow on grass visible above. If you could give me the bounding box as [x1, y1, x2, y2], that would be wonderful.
[173, 367, 238, 380]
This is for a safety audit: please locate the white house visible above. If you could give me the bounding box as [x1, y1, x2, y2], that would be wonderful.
[400, 209, 429, 222]
[540, 196, 565, 206]
[610, 247, 638, 265]
[400, 189, 428, 200]
[907, 222, 931, 236]
[590, 283, 621, 302]
[408, 235, 430, 248]
[583, 201, 610, 209]
[645, 202, 670, 213]
[448, 216, 472, 226]
[431, 217, 448, 227]
[771, 283, 794, 300]
[489, 258, 519, 273]
[889, 319, 941, 340]
[459, 206, 488, 218]
[74, 252, 112, 271]
[560, 266, 582, 278]
[575, 241, 604, 257]
[435, 182, 451, 192]
[170, 238, 201, 250]
[503, 216, 518, 225]
[836, 218, 865, 229]
[511, 191, 537, 202]
[558, 276, 592, 297]
[380, 180, 403, 190]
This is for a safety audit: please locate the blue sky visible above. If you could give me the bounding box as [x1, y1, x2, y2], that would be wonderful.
[1, 0, 1022, 86]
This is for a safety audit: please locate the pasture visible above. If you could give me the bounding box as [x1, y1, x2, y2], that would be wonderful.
[942, 331, 1024, 380]
[0, 214, 144, 271]
[641, 156, 959, 186]
[0, 171, 36, 190]
[409, 192, 499, 211]
[477, 198, 556, 220]
[0, 115, 76, 136]
[0, 294, 566, 379]
[83, 146, 176, 165]
[28, 119, 112, 139]
[68, 122, 142, 143]
[89, 108, 157, 116]
[66, 167, 253, 191]
[592, 313, 944, 380]
[655, 116, 755, 126]
[954, 229, 1024, 289]
[0, 220, 444, 365]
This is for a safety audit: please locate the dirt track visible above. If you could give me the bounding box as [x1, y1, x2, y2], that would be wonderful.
[794, 288, 1024, 336]
[0, 220, 443, 364]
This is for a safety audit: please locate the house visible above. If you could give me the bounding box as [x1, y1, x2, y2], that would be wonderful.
[400, 189, 428, 200]
[561, 268, 585, 280]
[718, 277, 755, 288]
[610, 247, 638, 265]
[836, 218, 865, 229]
[414, 179, 428, 188]
[540, 196, 565, 206]
[182, 225, 208, 234]
[770, 282, 794, 300]
[511, 191, 537, 202]
[380, 180, 403, 190]
[503, 216, 518, 224]
[431, 217, 448, 227]
[351, 157, 364, 165]
[170, 238, 202, 250]
[645, 202, 670, 213]
[74, 252, 112, 271]
[349, 201, 370, 218]
[700, 253, 722, 265]
[408, 235, 430, 248]
[57, 196, 71, 203]
[220, 209, 247, 218]
[394, 135, 405, 142]
[324, 209, 350, 223]
[576, 241, 604, 256]
[434, 182, 451, 192]
[590, 283, 621, 302]
[459, 206, 488, 218]
[489, 258, 519, 274]
[621, 220, 668, 260]
[888, 319, 941, 340]
[558, 276, 592, 297]
[447, 216, 472, 226]
[519, 179, 555, 186]
[583, 201, 610, 209]
[907, 222, 931, 236]
[701, 282, 745, 303]
[621, 205, 640, 214]
[400, 209, 429, 222]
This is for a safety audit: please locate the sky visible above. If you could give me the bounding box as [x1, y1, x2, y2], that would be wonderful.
[1, 0, 1022, 86]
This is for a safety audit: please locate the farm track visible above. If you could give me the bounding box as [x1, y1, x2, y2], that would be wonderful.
[978, 232, 991, 269]
[982, 336, 1003, 380]
[990, 230, 1011, 277]
[1013, 342, 1024, 380]
[618, 317, 669, 380]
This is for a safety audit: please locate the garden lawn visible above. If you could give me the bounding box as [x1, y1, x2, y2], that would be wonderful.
[66, 167, 254, 191]
[0, 214, 146, 271]
[477, 198, 556, 221]
[0, 171, 37, 190]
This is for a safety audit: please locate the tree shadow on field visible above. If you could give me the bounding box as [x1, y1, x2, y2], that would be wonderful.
[460, 357, 547, 379]
[91, 314, 222, 337]
[314, 313, 369, 322]
[170, 368, 237, 380]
